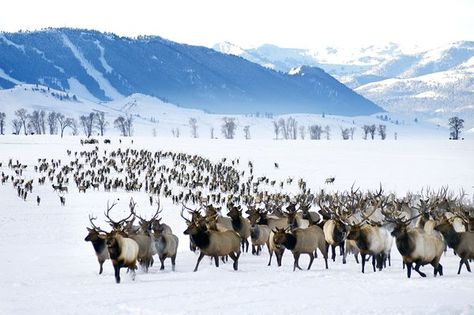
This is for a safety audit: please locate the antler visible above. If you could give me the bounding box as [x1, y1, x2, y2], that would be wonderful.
[180, 204, 192, 223]
[88, 214, 107, 233]
[104, 199, 134, 229]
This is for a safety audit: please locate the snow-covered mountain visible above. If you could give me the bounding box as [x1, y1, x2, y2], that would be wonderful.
[0, 28, 381, 116]
[214, 41, 474, 126]
[0, 84, 448, 139]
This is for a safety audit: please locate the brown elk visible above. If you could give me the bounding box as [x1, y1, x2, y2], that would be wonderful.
[183, 218, 241, 272]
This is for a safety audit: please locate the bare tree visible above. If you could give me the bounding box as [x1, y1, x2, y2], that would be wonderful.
[308, 125, 322, 140]
[189, 117, 198, 138]
[243, 125, 251, 139]
[362, 125, 370, 140]
[340, 127, 350, 140]
[298, 125, 306, 139]
[114, 114, 133, 137]
[71, 118, 79, 136]
[278, 118, 288, 139]
[125, 114, 133, 137]
[378, 124, 387, 140]
[39, 110, 46, 134]
[28, 110, 43, 134]
[172, 128, 180, 138]
[286, 117, 298, 140]
[324, 125, 331, 140]
[448, 116, 464, 140]
[56, 113, 75, 138]
[273, 120, 280, 139]
[349, 127, 356, 140]
[221, 117, 237, 139]
[95, 111, 108, 136]
[47, 112, 58, 135]
[114, 116, 127, 136]
[12, 119, 22, 135]
[368, 124, 376, 140]
[0, 112, 5, 135]
[15, 109, 28, 135]
[80, 112, 95, 137]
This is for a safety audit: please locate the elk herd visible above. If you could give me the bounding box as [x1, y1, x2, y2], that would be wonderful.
[1, 141, 474, 284]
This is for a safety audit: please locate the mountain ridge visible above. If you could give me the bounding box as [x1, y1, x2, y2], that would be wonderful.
[0, 28, 382, 116]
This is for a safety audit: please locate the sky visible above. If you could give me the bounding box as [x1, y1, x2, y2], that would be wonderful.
[0, 0, 472, 51]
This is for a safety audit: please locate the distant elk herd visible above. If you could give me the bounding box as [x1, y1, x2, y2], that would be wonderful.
[1, 139, 474, 283]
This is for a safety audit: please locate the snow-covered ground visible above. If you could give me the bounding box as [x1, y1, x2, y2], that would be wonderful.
[0, 84, 457, 140]
[1, 135, 474, 314]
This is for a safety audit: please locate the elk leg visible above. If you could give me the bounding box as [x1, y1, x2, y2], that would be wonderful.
[114, 264, 121, 283]
[307, 252, 315, 270]
[267, 250, 273, 266]
[276, 249, 284, 267]
[171, 255, 176, 271]
[361, 253, 366, 273]
[372, 255, 376, 272]
[458, 258, 465, 274]
[293, 252, 302, 271]
[194, 252, 205, 272]
[252, 245, 256, 255]
[130, 267, 136, 281]
[355, 253, 359, 264]
[214, 255, 220, 267]
[229, 252, 239, 271]
[465, 260, 471, 272]
[406, 262, 412, 278]
[160, 256, 165, 270]
[331, 245, 336, 262]
[245, 239, 249, 253]
[339, 244, 344, 256]
[414, 262, 426, 277]
[99, 259, 104, 275]
[437, 263, 443, 276]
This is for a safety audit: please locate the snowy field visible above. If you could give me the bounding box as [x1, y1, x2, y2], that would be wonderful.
[1, 135, 474, 315]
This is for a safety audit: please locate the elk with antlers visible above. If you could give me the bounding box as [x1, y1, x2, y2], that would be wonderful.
[383, 201, 445, 278]
[435, 205, 474, 274]
[345, 187, 393, 273]
[84, 215, 109, 274]
[183, 212, 241, 272]
[102, 201, 139, 283]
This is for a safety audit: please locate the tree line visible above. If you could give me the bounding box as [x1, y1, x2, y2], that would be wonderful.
[0, 109, 134, 137]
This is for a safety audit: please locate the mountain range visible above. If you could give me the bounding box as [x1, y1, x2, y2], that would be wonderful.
[0, 28, 381, 116]
[213, 41, 474, 125]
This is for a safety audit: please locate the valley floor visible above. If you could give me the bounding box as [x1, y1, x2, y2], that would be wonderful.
[0, 136, 473, 314]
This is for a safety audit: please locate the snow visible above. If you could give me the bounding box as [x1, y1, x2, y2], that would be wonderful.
[0, 135, 474, 314]
[0, 68, 23, 85]
[61, 34, 122, 100]
[94, 40, 113, 73]
[67, 78, 101, 103]
[0, 85, 452, 140]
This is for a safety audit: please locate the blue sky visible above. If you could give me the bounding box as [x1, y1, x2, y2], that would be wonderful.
[0, 0, 472, 50]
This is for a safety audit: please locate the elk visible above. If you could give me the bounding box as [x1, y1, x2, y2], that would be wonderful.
[84, 215, 109, 274]
[99, 201, 139, 283]
[124, 199, 156, 272]
[183, 217, 241, 272]
[227, 205, 251, 252]
[345, 198, 393, 273]
[383, 206, 444, 278]
[247, 207, 271, 255]
[272, 225, 328, 271]
[247, 207, 287, 266]
[153, 224, 179, 271]
[435, 209, 474, 274]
